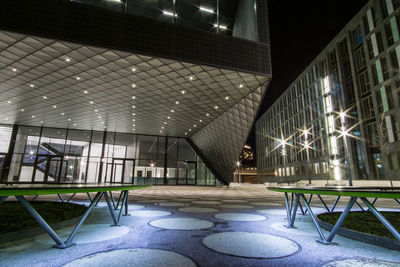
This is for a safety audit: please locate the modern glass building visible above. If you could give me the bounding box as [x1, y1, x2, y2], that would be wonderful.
[256, 0, 400, 184]
[0, 0, 271, 185]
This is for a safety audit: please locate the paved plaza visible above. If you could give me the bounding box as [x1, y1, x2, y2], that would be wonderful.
[1, 185, 400, 267]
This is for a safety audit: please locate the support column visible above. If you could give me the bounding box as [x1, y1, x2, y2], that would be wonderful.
[97, 130, 107, 184]
[1, 124, 18, 182]
[164, 136, 168, 185]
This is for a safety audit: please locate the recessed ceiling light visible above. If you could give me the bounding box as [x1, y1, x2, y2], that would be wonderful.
[189, 129, 192, 131]
[5, 118, 8, 121]
[61, 112, 65, 116]
[53, 105, 56, 108]
[132, 84, 136, 88]
[7, 100, 11, 104]
[68, 118, 71, 121]
[84, 90, 88, 94]
[167, 116, 170, 119]
[90, 101, 94, 104]
[175, 101, 179, 104]
[199, 119, 202, 122]
[101, 121, 104, 124]
[194, 125, 197, 127]
[214, 106, 218, 109]
[43, 96, 47, 99]
[132, 96, 136, 99]
[185, 132, 188, 135]
[206, 113, 210, 116]
[65, 57, 70, 63]
[30, 84, 34, 88]
[131, 67, 136, 72]
[31, 115, 35, 118]
[132, 105, 136, 109]
[160, 130, 162, 133]
[21, 109, 24, 112]
[162, 126, 165, 129]
[132, 119, 135, 121]
[171, 109, 175, 113]
[94, 109, 98, 112]
[239, 84, 243, 88]
[189, 76, 194, 81]
[98, 116, 102, 119]
[164, 122, 167, 124]
[133, 124, 136, 127]
[225, 96, 229, 100]
[132, 113, 136, 116]
[12, 68, 17, 72]
[181, 90, 186, 94]
[76, 77, 81, 80]
[133, 128, 135, 131]
[40, 121, 44, 124]
[73, 123, 76, 126]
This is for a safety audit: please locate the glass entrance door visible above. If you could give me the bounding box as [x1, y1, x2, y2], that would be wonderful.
[34, 155, 63, 182]
[107, 158, 135, 183]
[177, 161, 197, 185]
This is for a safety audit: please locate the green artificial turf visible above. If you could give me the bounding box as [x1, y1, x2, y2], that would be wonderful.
[0, 201, 86, 233]
[317, 211, 400, 240]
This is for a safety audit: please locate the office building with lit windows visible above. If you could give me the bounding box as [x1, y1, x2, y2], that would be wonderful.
[0, 0, 271, 185]
[256, 0, 400, 184]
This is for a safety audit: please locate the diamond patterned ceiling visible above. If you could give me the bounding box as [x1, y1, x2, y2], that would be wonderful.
[0, 30, 268, 137]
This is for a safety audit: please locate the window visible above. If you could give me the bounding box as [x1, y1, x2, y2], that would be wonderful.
[385, 22, 394, 46]
[363, 15, 370, 34]
[367, 122, 379, 146]
[362, 96, 374, 119]
[385, 84, 394, 109]
[389, 151, 400, 170]
[376, 31, 384, 54]
[392, 115, 400, 140]
[367, 38, 374, 59]
[351, 25, 363, 47]
[377, 90, 383, 113]
[371, 63, 379, 85]
[380, 0, 389, 19]
[397, 79, 400, 104]
[358, 70, 371, 95]
[390, 50, 399, 75]
[355, 46, 367, 70]
[381, 57, 390, 80]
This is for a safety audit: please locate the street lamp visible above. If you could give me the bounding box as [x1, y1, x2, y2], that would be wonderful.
[236, 161, 241, 183]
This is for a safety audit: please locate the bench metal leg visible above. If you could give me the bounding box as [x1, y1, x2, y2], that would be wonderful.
[103, 191, 121, 226]
[394, 199, 400, 206]
[317, 194, 330, 212]
[67, 193, 76, 203]
[57, 194, 65, 203]
[300, 194, 327, 243]
[16, 192, 103, 249]
[325, 197, 357, 243]
[284, 192, 292, 226]
[303, 194, 313, 215]
[124, 190, 130, 216]
[87, 192, 93, 202]
[115, 191, 124, 210]
[287, 193, 300, 228]
[355, 200, 365, 211]
[109, 191, 116, 209]
[330, 196, 341, 212]
[298, 200, 305, 215]
[360, 197, 400, 242]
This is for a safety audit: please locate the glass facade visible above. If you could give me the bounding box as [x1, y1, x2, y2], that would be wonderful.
[70, 0, 259, 42]
[256, 0, 400, 184]
[0, 124, 217, 185]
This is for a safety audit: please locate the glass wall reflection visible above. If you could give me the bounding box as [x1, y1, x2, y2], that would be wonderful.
[1, 124, 218, 185]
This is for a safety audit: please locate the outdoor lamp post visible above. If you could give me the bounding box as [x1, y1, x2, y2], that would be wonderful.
[236, 161, 241, 183]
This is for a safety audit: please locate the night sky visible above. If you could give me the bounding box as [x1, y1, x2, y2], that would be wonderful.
[248, 0, 369, 148]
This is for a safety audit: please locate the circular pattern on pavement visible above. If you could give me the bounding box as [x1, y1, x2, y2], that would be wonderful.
[150, 218, 214, 230]
[192, 200, 220, 205]
[322, 258, 400, 267]
[257, 208, 327, 216]
[131, 210, 172, 217]
[36, 224, 129, 245]
[203, 232, 299, 258]
[179, 207, 219, 213]
[214, 213, 266, 222]
[158, 202, 188, 207]
[219, 204, 255, 209]
[128, 204, 145, 210]
[64, 248, 197, 267]
[170, 198, 196, 202]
